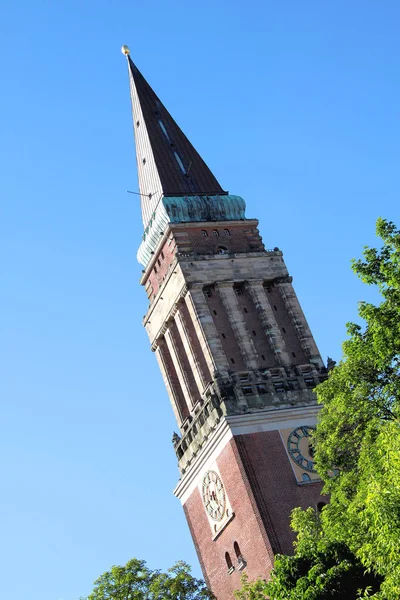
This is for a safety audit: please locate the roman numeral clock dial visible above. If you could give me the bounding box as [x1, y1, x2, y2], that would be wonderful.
[287, 426, 316, 472]
[202, 470, 226, 521]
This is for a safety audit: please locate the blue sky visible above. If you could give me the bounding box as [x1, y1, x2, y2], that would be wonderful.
[1, 1, 399, 599]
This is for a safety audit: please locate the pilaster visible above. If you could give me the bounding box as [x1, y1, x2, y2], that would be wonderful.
[216, 282, 259, 370]
[246, 280, 291, 366]
[276, 280, 323, 367]
[175, 307, 205, 397]
[165, 322, 199, 408]
[185, 285, 231, 376]
[156, 339, 189, 425]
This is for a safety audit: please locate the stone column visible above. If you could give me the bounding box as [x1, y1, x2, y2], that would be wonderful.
[276, 279, 323, 368]
[185, 284, 230, 377]
[246, 280, 291, 366]
[165, 321, 199, 408]
[175, 304, 210, 394]
[216, 282, 259, 370]
[156, 339, 189, 426]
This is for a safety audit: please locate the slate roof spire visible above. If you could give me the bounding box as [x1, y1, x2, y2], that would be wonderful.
[122, 45, 227, 227]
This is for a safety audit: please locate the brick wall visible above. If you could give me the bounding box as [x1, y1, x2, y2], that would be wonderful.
[145, 235, 177, 299]
[173, 222, 265, 256]
[234, 284, 279, 368]
[184, 437, 274, 600]
[236, 430, 327, 555]
[204, 285, 247, 370]
[183, 432, 327, 598]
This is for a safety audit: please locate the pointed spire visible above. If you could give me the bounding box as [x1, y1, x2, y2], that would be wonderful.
[123, 47, 227, 227]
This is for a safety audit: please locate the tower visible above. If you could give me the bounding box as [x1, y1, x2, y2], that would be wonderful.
[122, 46, 327, 599]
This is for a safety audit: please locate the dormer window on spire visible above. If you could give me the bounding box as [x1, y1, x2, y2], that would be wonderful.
[158, 120, 171, 142]
[174, 152, 186, 175]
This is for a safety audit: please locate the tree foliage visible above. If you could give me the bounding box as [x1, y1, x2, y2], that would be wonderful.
[236, 218, 400, 599]
[315, 218, 400, 598]
[235, 509, 381, 600]
[81, 558, 214, 600]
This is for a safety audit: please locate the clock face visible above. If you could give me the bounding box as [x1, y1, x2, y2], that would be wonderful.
[202, 470, 226, 521]
[287, 426, 316, 473]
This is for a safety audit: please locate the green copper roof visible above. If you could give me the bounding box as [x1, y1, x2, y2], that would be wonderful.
[137, 194, 246, 266]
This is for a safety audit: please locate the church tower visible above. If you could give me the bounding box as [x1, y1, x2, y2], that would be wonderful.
[122, 46, 327, 599]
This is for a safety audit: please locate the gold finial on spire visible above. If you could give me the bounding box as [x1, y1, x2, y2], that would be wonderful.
[121, 45, 130, 56]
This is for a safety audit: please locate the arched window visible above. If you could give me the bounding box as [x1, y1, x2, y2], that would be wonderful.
[317, 501, 327, 513]
[234, 542, 246, 570]
[224, 228, 230, 236]
[225, 552, 234, 573]
[233, 542, 241, 559]
[212, 229, 219, 237]
[218, 246, 228, 254]
[201, 230, 208, 237]
[302, 473, 311, 482]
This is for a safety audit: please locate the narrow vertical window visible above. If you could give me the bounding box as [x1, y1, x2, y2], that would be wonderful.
[225, 552, 234, 573]
[158, 119, 171, 141]
[201, 230, 208, 237]
[212, 229, 219, 237]
[174, 151, 186, 174]
[224, 229, 230, 236]
[234, 542, 241, 559]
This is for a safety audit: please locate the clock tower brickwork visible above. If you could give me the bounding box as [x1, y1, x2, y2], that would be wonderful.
[122, 47, 328, 599]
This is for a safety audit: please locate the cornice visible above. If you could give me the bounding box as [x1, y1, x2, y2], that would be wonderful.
[173, 404, 321, 504]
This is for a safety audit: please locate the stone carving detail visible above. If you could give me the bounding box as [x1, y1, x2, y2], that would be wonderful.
[327, 356, 336, 372]
[172, 431, 181, 446]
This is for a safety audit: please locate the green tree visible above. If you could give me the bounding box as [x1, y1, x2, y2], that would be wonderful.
[81, 558, 214, 600]
[236, 218, 400, 599]
[315, 218, 400, 598]
[235, 509, 381, 600]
